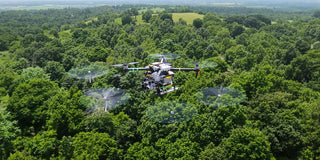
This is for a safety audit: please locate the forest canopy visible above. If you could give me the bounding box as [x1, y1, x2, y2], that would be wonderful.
[0, 4, 320, 160]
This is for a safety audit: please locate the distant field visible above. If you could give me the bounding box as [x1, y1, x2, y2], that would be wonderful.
[172, 13, 204, 25]
[212, 3, 236, 5]
[0, 4, 104, 10]
[133, 12, 204, 25]
[0, 4, 69, 10]
[246, 6, 268, 8]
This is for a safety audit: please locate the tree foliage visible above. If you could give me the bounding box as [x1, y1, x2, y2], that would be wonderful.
[0, 5, 320, 160]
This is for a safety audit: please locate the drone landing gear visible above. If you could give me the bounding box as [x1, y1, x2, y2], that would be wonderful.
[156, 86, 161, 95]
[157, 87, 179, 95]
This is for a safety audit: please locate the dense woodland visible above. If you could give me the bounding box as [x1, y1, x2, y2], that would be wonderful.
[1, 4, 320, 160]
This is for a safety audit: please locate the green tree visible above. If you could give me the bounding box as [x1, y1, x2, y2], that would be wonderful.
[130, 8, 139, 19]
[19, 67, 50, 83]
[225, 15, 245, 24]
[312, 41, 320, 50]
[0, 39, 7, 51]
[313, 10, 320, 18]
[44, 61, 66, 82]
[205, 127, 274, 160]
[126, 139, 158, 160]
[0, 71, 18, 96]
[0, 106, 20, 159]
[184, 39, 209, 59]
[203, 13, 221, 25]
[45, 87, 85, 138]
[8, 151, 37, 160]
[295, 39, 310, 53]
[72, 132, 121, 160]
[142, 10, 153, 23]
[7, 79, 59, 134]
[84, 112, 115, 133]
[285, 50, 320, 82]
[193, 18, 203, 29]
[244, 15, 271, 29]
[247, 92, 304, 158]
[155, 138, 201, 159]
[159, 12, 173, 22]
[122, 14, 133, 25]
[230, 25, 245, 38]
[12, 130, 58, 159]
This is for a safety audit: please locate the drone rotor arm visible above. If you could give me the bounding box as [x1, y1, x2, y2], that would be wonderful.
[126, 68, 148, 72]
[170, 68, 200, 78]
[170, 68, 196, 71]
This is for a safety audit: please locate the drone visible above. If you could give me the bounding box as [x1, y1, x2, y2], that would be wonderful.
[110, 54, 200, 95]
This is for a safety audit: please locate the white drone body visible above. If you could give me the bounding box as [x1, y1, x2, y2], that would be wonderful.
[111, 54, 199, 95]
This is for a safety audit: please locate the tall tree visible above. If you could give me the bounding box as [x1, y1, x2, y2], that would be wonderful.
[72, 132, 121, 159]
[7, 79, 59, 134]
[0, 106, 20, 159]
[142, 10, 153, 23]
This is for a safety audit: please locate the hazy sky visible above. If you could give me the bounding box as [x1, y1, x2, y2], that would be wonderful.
[1, 0, 319, 7]
[2, 0, 319, 2]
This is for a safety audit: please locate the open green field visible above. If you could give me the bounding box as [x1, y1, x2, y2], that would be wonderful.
[134, 12, 204, 25]
[172, 13, 204, 25]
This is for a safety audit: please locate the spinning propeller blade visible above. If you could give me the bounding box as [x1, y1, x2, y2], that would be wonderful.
[195, 87, 246, 108]
[146, 101, 198, 124]
[80, 87, 130, 114]
[67, 65, 109, 83]
[186, 60, 218, 69]
[110, 62, 139, 67]
[148, 53, 181, 60]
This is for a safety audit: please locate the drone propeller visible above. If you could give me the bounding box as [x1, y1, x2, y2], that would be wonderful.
[80, 87, 130, 114]
[185, 60, 217, 78]
[110, 62, 139, 67]
[186, 60, 218, 69]
[195, 87, 246, 108]
[148, 53, 181, 60]
[110, 62, 140, 72]
[146, 101, 198, 129]
[67, 65, 109, 83]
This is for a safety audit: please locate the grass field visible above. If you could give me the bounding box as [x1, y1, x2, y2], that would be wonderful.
[172, 13, 204, 25]
[133, 12, 204, 25]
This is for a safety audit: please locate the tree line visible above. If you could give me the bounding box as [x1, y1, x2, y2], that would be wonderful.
[0, 5, 320, 160]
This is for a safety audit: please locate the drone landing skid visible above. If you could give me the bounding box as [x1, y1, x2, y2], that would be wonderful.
[157, 87, 179, 95]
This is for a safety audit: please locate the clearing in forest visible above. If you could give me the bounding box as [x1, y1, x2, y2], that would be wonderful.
[172, 13, 204, 24]
[135, 12, 204, 24]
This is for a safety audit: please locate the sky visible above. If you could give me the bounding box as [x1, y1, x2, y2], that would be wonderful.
[1, 0, 319, 2]
[0, 0, 319, 9]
